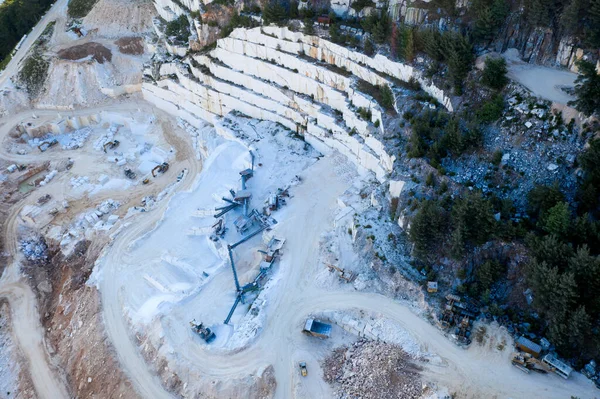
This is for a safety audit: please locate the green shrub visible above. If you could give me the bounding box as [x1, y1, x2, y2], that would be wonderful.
[18, 54, 49, 98]
[477, 93, 504, 123]
[358, 107, 372, 120]
[68, 0, 100, 18]
[166, 15, 190, 44]
[492, 150, 503, 165]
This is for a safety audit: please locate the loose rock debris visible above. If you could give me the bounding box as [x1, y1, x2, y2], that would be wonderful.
[323, 339, 423, 399]
[58, 42, 113, 64]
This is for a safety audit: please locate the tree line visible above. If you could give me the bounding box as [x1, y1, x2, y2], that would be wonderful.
[0, 0, 55, 63]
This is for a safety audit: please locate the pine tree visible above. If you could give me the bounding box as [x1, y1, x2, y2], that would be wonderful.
[445, 117, 463, 155]
[410, 200, 448, 258]
[481, 57, 508, 90]
[451, 191, 495, 246]
[423, 29, 444, 62]
[390, 23, 398, 59]
[568, 60, 600, 116]
[588, 0, 600, 47]
[527, 233, 574, 270]
[525, 0, 553, 27]
[379, 85, 394, 110]
[450, 224, 466, 258]
[541, 202, 571, 238]
[372, 16, 391, 44]
[527, 184, 565, 219]
[304, 19, 315, 35]
[442, 33, 473, 95]
[402, 26, 415, 62]
[568, 246, 600, 311]
[560, 0, 583, 35]
[527, 260, 578, 319]
[263, 0, 288, 25]
[364, 38, 375, 56]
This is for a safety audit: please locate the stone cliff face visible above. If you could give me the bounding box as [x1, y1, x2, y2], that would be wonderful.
[142, 27, 453, 183]
[331, 0, 598, 71]
[489, 13, 595, 71]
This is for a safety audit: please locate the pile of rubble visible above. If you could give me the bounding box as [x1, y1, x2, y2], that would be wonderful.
[20, 236, 48, 261]
[441, 87, 585, 210]
[322, 339, 423, 399]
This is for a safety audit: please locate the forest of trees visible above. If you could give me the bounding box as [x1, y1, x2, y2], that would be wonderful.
[408, 135, 600, 361]
[0, 0, 54, 64]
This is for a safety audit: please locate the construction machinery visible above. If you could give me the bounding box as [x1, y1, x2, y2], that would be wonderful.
[142, 178, 150, 185]
[299, 362, 308, 377]
[37, 194, 52, 205]
[209, 218, 226, 241]
[303, 318, 332, 338]
[124, 168, 137, 179]
[511, 352, 548, 374]
[189, 320, 216, 343]
[326, 264, 356, 283]
[515, 336, 542, 358]
[152, 162, 169, 177]
[103, 140, 120, 153]
[455, 316, 472, 345]
[38, 139, 58, 152]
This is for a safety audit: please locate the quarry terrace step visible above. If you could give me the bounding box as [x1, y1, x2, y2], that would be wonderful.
[143, 29, 439, 181]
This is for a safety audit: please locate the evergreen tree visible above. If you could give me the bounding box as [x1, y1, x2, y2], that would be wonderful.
[442, 32, 473, 95]
[304, 19, 315, 35]
[451, 191, 495, 247]
[527, 260, 578, 319]
[525, 0, 554, 27]
[397, 25, 415, 62]
[410, 200, 449, 258]
[450, 224, 466, 258]
[481, 57, 508, 90]
[473, 260, 505, 294]
[445, 117, 463, 155]
[560, 0, 583, 35]
[568, 246, 600, 311]
[568, 60, 600, 116]
[364, 38, 375, 56]
[471, 0, 509, 42]
[329, 23, 344, 44]
[570, 214, 600, 252]
[379, 85, 394, 110]
[588, 0, 600, 47]
[372, 12, 391, 44]
[527, 184, 565, 219]
[263, 0, 288, 25]
[541, 202, 571, 238]
[527, 233, 574, 270]
[422, 29, 444, 62]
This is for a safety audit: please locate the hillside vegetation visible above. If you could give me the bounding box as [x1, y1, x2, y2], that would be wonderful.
[0, 0, 54, 63]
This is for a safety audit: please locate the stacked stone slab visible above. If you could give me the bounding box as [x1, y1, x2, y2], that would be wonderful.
[143, 27, 452, 182]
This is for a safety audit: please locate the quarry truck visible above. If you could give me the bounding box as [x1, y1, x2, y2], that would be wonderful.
[303, 318, 332, 338]
[189, 320, 216, 344]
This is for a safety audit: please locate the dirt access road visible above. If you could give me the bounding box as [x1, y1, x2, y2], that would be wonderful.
[0, 100, 200, 399]
[96, 148, 600, 399]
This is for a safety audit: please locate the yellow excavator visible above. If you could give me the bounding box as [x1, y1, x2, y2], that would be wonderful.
[511, 352, 548, 374]
[152, 162, 169, 177]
